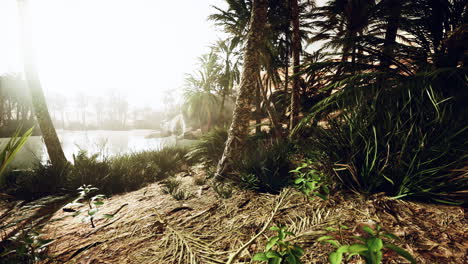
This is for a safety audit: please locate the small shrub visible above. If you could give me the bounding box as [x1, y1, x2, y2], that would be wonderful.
[171, 188, 193, 200]
[64, 185, 113, 228]
[212, 181, 233, 199]
[151, 147, 188, 177]
[67, 151, 111, 191]
[68, 146, 188, 195]
[161, 177, 182, 195]
[5, 162, 68, 200]
[238, 173, 260, 191]
[291, 159, 329, 200]
[296, 71, 468, 203]
[318, 224, 416, 264]
[253, 225, 304, 264]
[236, 139, 293, 194]
[3, 146, 190, 198]
[1, 229, 53, 264]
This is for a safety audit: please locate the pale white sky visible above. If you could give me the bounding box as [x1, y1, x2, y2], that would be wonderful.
[0, 0, 227, 108]
[0, 0, 326, 110]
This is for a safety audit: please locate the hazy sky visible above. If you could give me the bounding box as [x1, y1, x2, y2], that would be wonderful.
[0, 0, 227, 108]
[0, 0, 326, 109]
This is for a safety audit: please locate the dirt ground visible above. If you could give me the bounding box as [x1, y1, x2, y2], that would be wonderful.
[1, 169, 466, 264]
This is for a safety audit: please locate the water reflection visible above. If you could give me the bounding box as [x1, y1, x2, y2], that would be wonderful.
[1, 130, 189, 169]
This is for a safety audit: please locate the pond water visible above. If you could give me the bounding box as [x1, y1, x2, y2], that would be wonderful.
[1, 130, 194, 169]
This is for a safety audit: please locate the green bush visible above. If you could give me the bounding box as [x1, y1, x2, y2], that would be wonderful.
[235, 139, 294, 194]
[69, 147, 188, 195]
[6, 162, 66, 200]
[160, 177, 192, 200]
[291, 159, 329, 200]
[296, 70, 468, 203]
[67, 151, 111, 191]
[253, 225, 304, 264]
[0, 228, 53, 264]
[212, 181, 234, 199]
[319, 224, 416, 264]
[3, 146, 189, 198]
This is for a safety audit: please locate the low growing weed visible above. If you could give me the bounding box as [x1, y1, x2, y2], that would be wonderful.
[253, 225, 304, 264]
[318, 224, 416, 264]
[64, 185, 113, 228]
[212, 181, 234, 199]
[161, 177, 182, 194]
[1, 229, 53, 263]
[171, 188, 193, 200]
[291, 160, 329, 200]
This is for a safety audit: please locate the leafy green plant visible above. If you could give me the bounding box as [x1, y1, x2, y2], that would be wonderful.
[318, 224, 416, 264]
[290, 159, 329, 200]
[68, 151, 110, 190]
[68, 146, 188, 195]
[253, 225, 304, 264]
[294, 70, 467, 203]
[65, 185, 112, 228]
[1, 229, 53, 263]
[5, 161, 67, 200]
[0, 127, 32, 185]
[238, 173, 260, 191]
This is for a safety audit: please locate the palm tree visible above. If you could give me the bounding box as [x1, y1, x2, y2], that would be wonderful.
[17, 0, 67, 170]
[289, 0, 301, 129]
[209, 0, 252, 44]
[183, 50, 223, 131]
[378, 0, 403, 70]
[213, 39, 241, 116]
[215, 0, 268, 179]
[183, 89, 218, 132]
[210, 0, 315, 132]
[310, 0, 376, 74]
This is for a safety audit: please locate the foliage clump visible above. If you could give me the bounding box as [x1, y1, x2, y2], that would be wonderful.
[253, 225, 304, 264]
[235, 139, 294, 194]
[3, 146, 189, 198]
[319, 224, 416, 264]
[296, 70, 468, 203]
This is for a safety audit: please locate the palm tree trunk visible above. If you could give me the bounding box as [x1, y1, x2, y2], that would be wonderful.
[380, 0, 402, 70]
[215, 0, 268, 179]
[255, 81, 262, 134]
[17, 0, 67, 170]
[289, 0, 301, 130]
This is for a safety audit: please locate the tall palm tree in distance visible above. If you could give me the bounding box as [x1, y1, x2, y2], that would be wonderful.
[17, 0, 67, 170]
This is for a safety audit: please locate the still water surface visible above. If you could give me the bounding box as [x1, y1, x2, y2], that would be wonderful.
[1, 130, 191, 168]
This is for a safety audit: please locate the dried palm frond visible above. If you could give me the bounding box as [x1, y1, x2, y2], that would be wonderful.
[158, 225, 225, 264]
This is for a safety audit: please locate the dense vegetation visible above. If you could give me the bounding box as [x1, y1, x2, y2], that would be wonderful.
[180, 0, 467, 204]
[0, 0, 466, 263]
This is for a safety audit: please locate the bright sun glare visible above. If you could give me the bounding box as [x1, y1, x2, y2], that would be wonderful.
[0, 0, 226, 109]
